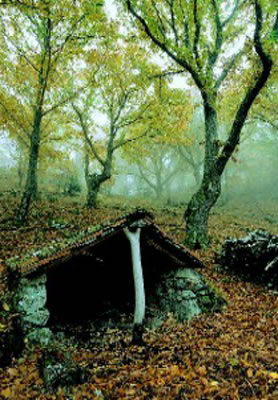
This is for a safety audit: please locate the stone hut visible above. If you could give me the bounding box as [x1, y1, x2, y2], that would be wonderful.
[7, 209, 225, 345]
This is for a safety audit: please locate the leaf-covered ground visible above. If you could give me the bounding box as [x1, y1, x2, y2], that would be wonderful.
[1, 195, 278, 399]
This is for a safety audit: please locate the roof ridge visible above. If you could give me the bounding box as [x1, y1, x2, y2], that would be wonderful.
[6, 208, 154, 275]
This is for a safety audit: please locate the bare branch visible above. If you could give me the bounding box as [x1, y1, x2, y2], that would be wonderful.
[138, 164, 156, 191]
[216, 0, 273, 175]
[272, 9, 278, 41]
[111, 92, 130, 128]
[51, 13, 87, 67]
[162, 165, 179, 185]
[150, 69, 185, 79]
[178, 145, 194, 167]
[112, 129, 149, 151]
[214, 49, 244, 89]
[71, 103, 106, 167]
[42, 83, 90, 116]
[1, 29, 40, 72]
[250, 113, 278, 130]
[116, 103, 151, 130]
[151, 0, 167, 40]
[125, 0, 204, 90]
[208, 0, 223, 67]
[166, 0, 179, 46]
[222, 0, 240, 28]
[193, 0, 201, 68]
[183, 18, 190, 47]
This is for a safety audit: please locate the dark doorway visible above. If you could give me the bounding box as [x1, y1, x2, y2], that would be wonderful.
[45, 228, 175, 326]
[46, 231, 135, 325]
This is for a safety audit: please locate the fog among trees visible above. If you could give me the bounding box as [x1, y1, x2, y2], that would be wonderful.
[0, 0, 277, 248]
[2, 2, 278, 398]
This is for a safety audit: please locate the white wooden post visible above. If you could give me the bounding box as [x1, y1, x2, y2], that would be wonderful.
[124, 226, 145, 344]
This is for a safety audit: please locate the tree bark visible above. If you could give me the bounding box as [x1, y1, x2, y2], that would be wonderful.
[17, 145, 25, 189]
[192, 162, 202, 188]
[184, 97, 220, 248]
[123, 226, 145, 345]
[14, 16, 52, 224]
[154, 181, 163, 200]
[86, 173, 109, 208]
[124, 0, 276, 250]
[16, 108, 42, 225]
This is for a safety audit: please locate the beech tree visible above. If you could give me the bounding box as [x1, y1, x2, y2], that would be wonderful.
[71, 43, 160, 208]
[122, 84, 193, 199]
[0, 0, 105, 224]
[135, 145, 181, 199]
[178, 107, 204, 188]
[118, 0, 278, 248]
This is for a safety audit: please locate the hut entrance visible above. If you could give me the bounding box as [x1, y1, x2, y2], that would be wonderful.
[44, 228, 174, 328]
[45, 231, 136, 326]
[12, 210, 212, 347]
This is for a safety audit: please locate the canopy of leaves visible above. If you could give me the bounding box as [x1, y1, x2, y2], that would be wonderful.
[0, 0, 106, 154]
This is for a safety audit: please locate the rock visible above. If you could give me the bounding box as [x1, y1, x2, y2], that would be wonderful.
[154, 268, 226, 322]
[174, 268, 205, 291]
[217, 230, 278, 285]
[27, 328, 52, 346]
[177, 290, 201, 321]
[15, 274, 50, 331]
[39, 351, 90, 391]
[23, 309, 50, 327]
[17, 285, 47, 313]
[16, 275, 47, 312]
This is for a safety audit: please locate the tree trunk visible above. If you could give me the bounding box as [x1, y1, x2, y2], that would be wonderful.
[192, 163, 202, 189]
[86, 173, 109, 208]
[123, 226, 145, 345]
[16, 109, 42, 225]
[124, 0, 275, 250]
[184, 97, 220, 249]
[154, 182, 163, 200]
[17, 146, 25, 189]
[184, 173, 221, 248]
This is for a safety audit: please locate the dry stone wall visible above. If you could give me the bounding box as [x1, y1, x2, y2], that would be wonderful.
[15, 274, 52, 345]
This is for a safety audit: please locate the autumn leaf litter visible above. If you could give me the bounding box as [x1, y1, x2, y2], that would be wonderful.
[1, 197, 278, 399]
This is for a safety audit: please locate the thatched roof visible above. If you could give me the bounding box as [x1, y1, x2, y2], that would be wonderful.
[7, 209, 204, 277]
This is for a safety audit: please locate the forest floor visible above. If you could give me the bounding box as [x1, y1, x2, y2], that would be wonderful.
[1, 194, 278, 399]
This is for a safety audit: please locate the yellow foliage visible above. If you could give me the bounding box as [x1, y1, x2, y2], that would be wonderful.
[1, 387, 13, 399]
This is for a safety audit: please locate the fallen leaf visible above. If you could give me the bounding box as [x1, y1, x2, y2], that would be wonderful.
[3, 303, 10, 311]
[0, 322, 7, 331]
[1, 387, 12, 398]
[7, 368, 18, 377]
[268, 371, 278, 380]
[198, 366, 207, 376]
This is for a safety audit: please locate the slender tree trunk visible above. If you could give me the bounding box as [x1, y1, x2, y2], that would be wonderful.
[124, 0, 276, 250]
[124, 226, 145, 345]
[184, 97, 220, 248]
[154, 165, 164, 199]
[86, 173, 109, 208]
[184, 39, 273, 250]
[84, 147, 89, 185]
[16, 108, 42, 225]
[192, 163, 202, 188]
[184, 173, 221, 248]
[166, 179, 172, 205]
[17, 146, 25, 189]
[154, 182, 163, 200]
